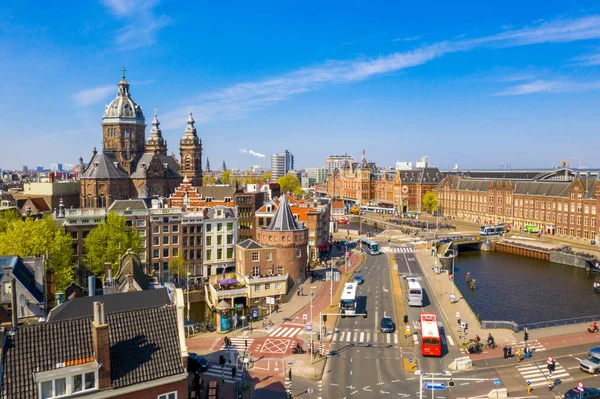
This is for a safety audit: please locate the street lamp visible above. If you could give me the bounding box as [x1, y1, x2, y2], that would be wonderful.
[344, 241, 348, 274]
[186, 272, 191, 321]
[310, 286, 317, 364]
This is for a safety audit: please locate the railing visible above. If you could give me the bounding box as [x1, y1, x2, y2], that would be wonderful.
[244, 274, 289, 284]
[516, 314, 600, 331]
[209, 284, 248, 298]
[481, 320, 519, 332]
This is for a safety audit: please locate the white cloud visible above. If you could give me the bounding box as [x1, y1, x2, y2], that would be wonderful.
[494, 79, 600, 96]
[159, 15, 600, 126]
[571, 52, 600, 66]
[100, 0, 170, 50]
[239, 149, 266, 158]
[393, 36, 421, 42]
[72, 85, 114, 106]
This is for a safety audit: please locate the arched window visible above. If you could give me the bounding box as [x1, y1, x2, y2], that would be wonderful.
[185, 155, 192, 170]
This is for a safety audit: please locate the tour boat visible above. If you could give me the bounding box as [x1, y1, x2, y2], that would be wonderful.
[594, 282, 600, 293]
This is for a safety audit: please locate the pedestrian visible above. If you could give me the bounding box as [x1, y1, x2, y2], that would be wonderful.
[297, 288, 300, 296]
[524, 346, 530, 360]
[507, 346, 512, 358]
[503, 346, 508, 360]
[301, 287, 304, 296]
[517, 347, 523, 362]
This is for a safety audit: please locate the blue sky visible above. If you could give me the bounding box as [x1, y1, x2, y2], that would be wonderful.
[2, 1, 600, 171]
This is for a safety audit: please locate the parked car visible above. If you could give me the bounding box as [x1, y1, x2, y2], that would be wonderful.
[589, 345, 600, 357]
[188, 353, 209, 373]
[352, 274, 364, 285]
[380, 317, 395, 333]
[580, 354, 600, 374]
[564, 387, 600, 398]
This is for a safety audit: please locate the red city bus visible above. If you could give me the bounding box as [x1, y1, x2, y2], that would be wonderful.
[420, 312, 442, 357]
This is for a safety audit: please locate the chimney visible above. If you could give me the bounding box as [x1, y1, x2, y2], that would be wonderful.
[11, 279, 17, 331]
[92, 302, 111, 389]
[88, 276, 96, 297]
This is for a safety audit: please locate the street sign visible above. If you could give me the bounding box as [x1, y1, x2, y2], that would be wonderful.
[424, 382, 445, 390]
[449, 275, 454, 280]
[577, 381, 585, 391]
[526, 381, 531, 386]
[252, 308, 259, 318]
[265, 297, 275, 305]
[346, 252, 351, 258]
[460, 322, 466, 329]
[306, 323, 312, 331]
[494, 379, 501, 385]
[303, 314, 307, 321]
[408, 357, 413, 363]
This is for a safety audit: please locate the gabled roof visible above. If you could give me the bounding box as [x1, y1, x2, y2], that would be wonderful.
[2, 305, 185, 398]
[331, 200, 345, 209]
[399, 168, 443, 185]
[195, 185, 240, 200]
[81, 152, 129, 179]
[108, 199, 148, 212]
[0, 256, 43, 303]
[47, 288, 171, 322]
[130, 153, 181, 178]
[237, 239, 264, 250]
[265, 195, 300, 231]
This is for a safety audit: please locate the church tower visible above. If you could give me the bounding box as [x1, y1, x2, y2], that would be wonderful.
[101, 67, 146, 174]
[205, 158, 211, 173]
[179, 110, 203, 186]
[145, 109, 167, 155]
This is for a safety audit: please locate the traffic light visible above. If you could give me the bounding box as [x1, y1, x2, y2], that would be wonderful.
[524, 328, 529, 342]
[404, 315, 408, 324]
[289, 369, 292, 381]
[448, 380, 455, 387]
[323, 315, 327, 322]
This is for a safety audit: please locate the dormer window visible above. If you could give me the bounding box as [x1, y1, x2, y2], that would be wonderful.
[206, 197, 213, 203]
[37, 366, 98, 399]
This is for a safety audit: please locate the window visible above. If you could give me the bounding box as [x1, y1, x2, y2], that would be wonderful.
[227, 222, 233, 231]
[190, 226, 195, 234]
[206, 249, 212, 261]
[172, 225, 179, 233]
[227, 234, 234, 245]
[217, 235, 223, 246]
[163, 225, 169, 233]
[227, 248, 233, 259]
[252, 266, 260, 277]
[593, 218, 597, 228]
[172, 236, 179, 245]
[265, 283, 271, 290]
[158, 393, 177, 399]
[255, 284, 261, 291]
[39, 371, 97, 399]
[163, 236, 169, 245]
[206, 223, 212, 232]
[70, 231, 78, 240]
[163, 248, 169, 258]
[217, 248, 223, 260]
[153, 249, 159, 258]
[206, 236, 212, 246]
[278, 266, 284, 275]
[173, 248, 179, 257]
[296, 249, 301, 258]
[275, 282, 281, 289]
[136, 219, 146, 227]
[138, 229, 146, 237]
[217, 223, 223, 232]
[153, 226, 160, 234]
[82, 231, 89, 239]
[266, 252, 272, 261]
[252, 252, 259, 261]
[153, 236, 159, 246]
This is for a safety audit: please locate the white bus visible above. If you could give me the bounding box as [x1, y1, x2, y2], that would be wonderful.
[340, 282, 358, 316]
[405, 276, 423, 307]
[360, 237, 380, 255]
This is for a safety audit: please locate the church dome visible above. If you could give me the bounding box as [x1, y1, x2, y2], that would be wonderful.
[102, 68, 145, 125]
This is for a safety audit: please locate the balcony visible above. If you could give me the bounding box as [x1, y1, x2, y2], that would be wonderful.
[244, 274, 288, 284]
[209, 284, 248, 298]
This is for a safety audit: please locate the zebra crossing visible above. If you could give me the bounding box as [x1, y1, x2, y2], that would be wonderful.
[515, 360, 572, 387]
[331, 330, 400, 345]
[389, 246, 414, 253]
[268, 326, 302, 338]
[221, 337, 254, 351]
[202, 364, 239, 384]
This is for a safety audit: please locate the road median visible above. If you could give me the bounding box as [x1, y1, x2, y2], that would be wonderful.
[388, 253, 414, 348]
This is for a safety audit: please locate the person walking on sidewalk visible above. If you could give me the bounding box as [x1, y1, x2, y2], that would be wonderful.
[517, 347, 523, 362]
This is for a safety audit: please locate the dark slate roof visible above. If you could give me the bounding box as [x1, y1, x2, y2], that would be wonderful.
[237, 239, 263, 250]
[0, 256, 43, 303]
[108, 199, 148, 212]
[2, 305, 185, 398]
[195, 185, 239, 200]
[47, 289, 171, 322]
[205, 206, 236, 219]
[399, 168, 443, 185]
[265, 195, 300, 231]
[81, 152, 129, 179]
[130, 153, 181, 178]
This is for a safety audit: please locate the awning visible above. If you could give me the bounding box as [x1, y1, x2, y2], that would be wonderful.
[218, 278, 239, 286]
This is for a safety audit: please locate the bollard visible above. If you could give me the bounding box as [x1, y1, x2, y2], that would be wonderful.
[470, 279, 476, 290]
[527, 385, 531, 394]
[466, 272, 471, 282]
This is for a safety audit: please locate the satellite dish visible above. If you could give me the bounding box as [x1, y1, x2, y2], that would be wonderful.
[19, 294, 27, 307]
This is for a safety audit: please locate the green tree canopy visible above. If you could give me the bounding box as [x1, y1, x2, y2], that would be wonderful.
[263, 171, 271, 182]
[277, 173, 301, 194]
[202, 175, 217, 186]
[169, 255, 187, 281]
[0, 209, 21, 233]
[83, 212, 142, 276]
[422, 191, 439, 213]
[221, 171, 231, 184]
[0, 214, 74, 293]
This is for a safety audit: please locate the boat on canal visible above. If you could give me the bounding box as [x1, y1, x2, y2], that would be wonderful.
[595, 282, 600, 293]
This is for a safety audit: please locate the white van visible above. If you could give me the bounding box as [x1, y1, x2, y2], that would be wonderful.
[406, 276, 423, 307]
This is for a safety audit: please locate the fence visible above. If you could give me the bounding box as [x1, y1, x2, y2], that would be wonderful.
[482, 314, 600, 332]
[481, 320, 519, 332]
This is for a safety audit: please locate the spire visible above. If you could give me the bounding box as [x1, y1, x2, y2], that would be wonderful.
[184, 108, 197, 137]
[149, 109, 162, 138]
[117, 66, 130, 97]
[206, 157, 211, 172]
[146, 109, 167, 155]
[360, 148, 369, 170]
[222, 160, 227, 172]
[265, 195, 300, 231]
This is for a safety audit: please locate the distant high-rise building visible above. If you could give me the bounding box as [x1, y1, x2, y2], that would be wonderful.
[50, 163, 59, 172]
[271, 150, 294, 180]
[305, 167, 328, 187]
[326, 154, 354, 173]
[396, 161, 413, 171]
[36, 166, 44, 172]
[21, 166, 28, 173]
[57, 163, 63, 172]
[415, 156, 430, 169]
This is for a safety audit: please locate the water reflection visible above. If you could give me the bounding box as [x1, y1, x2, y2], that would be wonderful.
[454, 251, 600, 325]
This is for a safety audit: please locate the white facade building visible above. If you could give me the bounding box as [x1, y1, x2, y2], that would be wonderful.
[203, 206, 238, 276]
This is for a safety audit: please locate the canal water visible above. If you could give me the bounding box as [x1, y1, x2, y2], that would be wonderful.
[454, 251, 600, 325]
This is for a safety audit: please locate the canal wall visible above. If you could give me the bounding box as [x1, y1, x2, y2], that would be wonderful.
[549, 252, 588, 269]
[491, 242, 550, 261]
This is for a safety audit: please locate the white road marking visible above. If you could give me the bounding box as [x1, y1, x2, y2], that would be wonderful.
[447, 335, 455, 346]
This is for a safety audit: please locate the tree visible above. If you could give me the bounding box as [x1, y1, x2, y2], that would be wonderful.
[202, 175, 217, 186]
[0, 215, 74, 292]
[169, 255, 187, 281]
[277, 173, 301, 194]
[422, 191, 439, 213]
[0, 209, 21, 233]
[84, 212, 142, 276]
[221, 171, 231, 184]
[263, 171, 271, 182]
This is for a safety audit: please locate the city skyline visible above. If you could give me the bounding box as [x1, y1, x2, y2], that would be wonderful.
[3, 1, 600, 170]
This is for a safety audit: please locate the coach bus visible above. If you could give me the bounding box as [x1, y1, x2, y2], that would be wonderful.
[340, 282, 358, 317]
[359, 206, 396, 215]
[480, 225, 505, 236]
[420, 312, 442, 357]
[360, 237, 380, 255]
[405, 276, 423, 307]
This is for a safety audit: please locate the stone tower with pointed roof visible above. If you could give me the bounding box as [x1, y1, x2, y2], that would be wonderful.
[256, 194, 308, 282]
[145, 109, 167, 155]
[179, 110, 203, 187]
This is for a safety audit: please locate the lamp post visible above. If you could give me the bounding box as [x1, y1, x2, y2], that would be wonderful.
[330, 259, 333, 307]
[310, 286, 317, 364]
[344, 241, 348, 274]
[186, 272, 191, 321]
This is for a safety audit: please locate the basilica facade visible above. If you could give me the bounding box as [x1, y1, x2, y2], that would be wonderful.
[80, 72, 203, 208]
